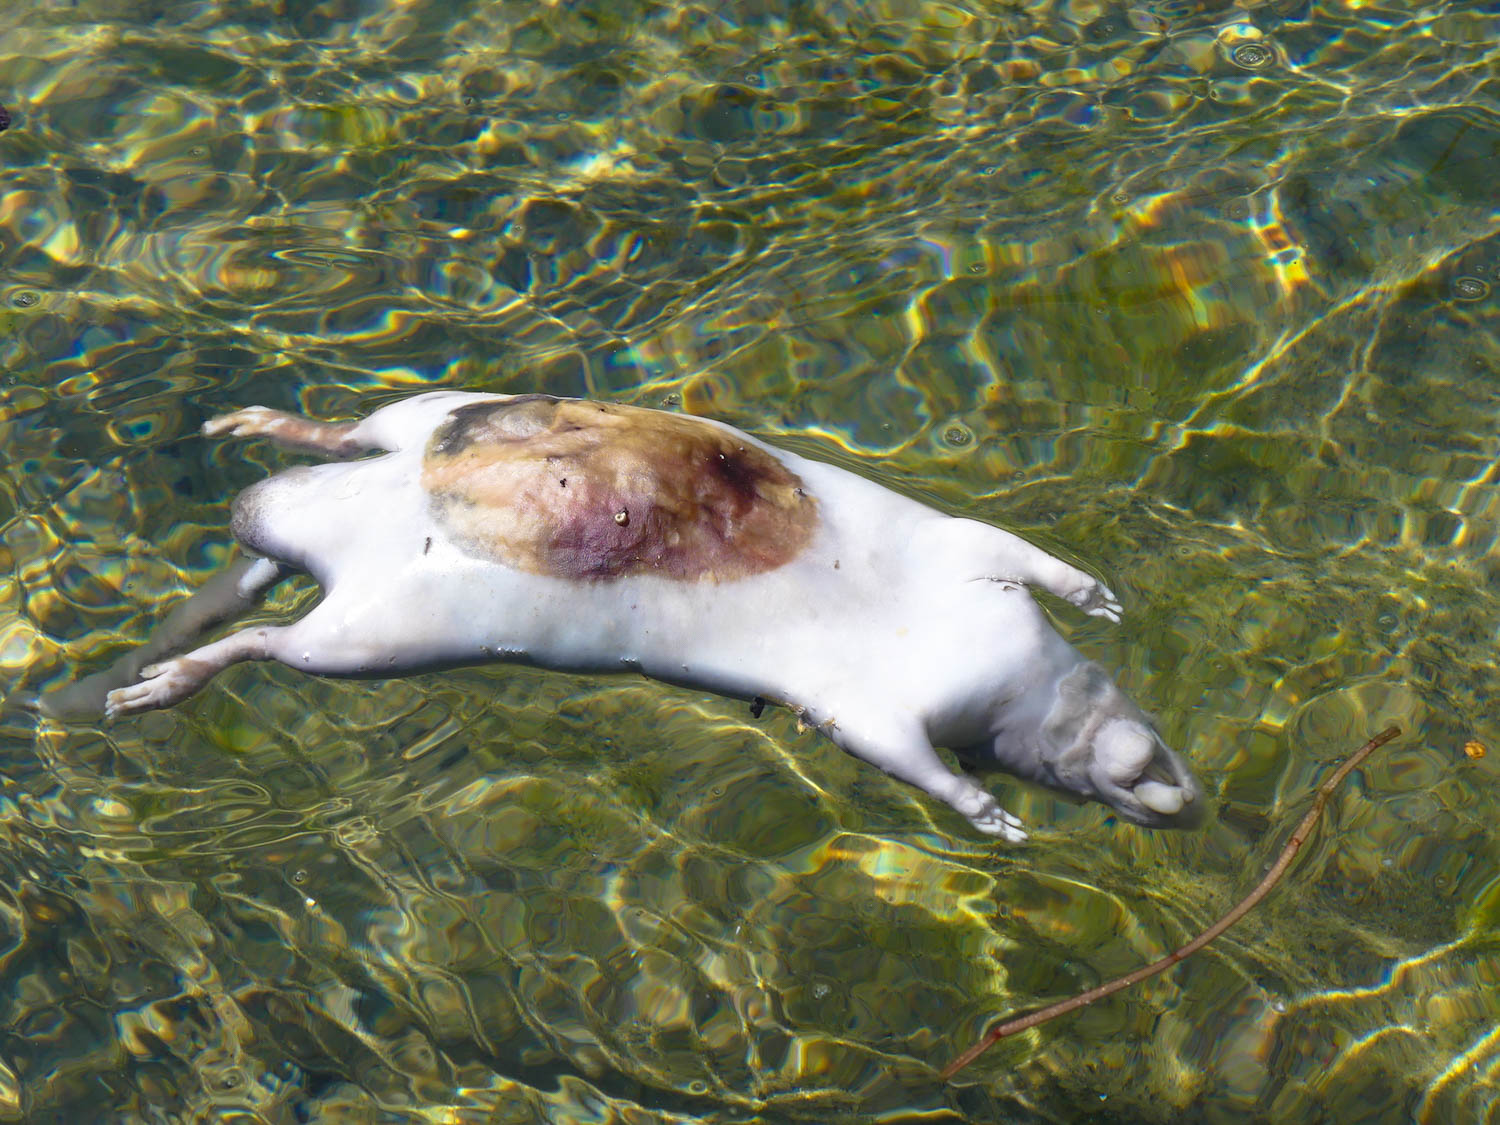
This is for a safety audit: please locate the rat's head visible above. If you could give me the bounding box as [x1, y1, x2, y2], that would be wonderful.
[1000, 662, 1205, 829]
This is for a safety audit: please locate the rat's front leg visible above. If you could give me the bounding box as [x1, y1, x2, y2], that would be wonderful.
[937, 517, 1122, 622]
[823, 712, 1028, 842]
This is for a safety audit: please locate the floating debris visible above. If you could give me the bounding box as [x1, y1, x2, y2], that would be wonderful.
[942, 725, 1403, 1080]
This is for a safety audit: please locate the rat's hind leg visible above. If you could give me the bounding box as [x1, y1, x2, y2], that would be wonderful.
[204, 392, 493, 459]
[203, 407, 381, 458]
[104, 626, 277, 718]
[40, 555, 286, 721]
[824, 713, 1028, 842]
[102, 599, 381, 720]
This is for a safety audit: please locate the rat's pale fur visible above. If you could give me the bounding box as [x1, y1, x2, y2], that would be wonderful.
[59, 392, 1201, 841]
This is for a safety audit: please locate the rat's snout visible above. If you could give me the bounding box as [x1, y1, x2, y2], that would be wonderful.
[1028, 662, 1206, 830]
[1092, 718, 1205, 828]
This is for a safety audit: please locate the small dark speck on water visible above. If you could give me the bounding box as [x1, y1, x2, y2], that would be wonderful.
[750, 696, 766, 718]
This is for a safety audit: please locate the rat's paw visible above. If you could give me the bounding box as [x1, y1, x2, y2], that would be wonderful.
[969, 802, 1029, 843]
[202, 406, 281, 439]
[1064, 577, 1122, 623]
[104, 660, 197, 719]
[950, 781, 1029, 843]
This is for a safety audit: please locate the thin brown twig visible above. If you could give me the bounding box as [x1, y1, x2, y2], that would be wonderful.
[940, 724, 1402, 1081]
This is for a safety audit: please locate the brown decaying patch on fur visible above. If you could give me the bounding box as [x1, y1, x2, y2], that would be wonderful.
[421, 397, 818, 581]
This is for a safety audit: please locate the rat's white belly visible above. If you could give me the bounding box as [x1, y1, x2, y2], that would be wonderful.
[290, 453, 1038, 726]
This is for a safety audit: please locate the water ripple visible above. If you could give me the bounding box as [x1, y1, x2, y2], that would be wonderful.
[1, 0, 1498, 1120]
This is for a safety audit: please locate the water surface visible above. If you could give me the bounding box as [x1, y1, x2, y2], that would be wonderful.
[2, 0, 1499, 1121]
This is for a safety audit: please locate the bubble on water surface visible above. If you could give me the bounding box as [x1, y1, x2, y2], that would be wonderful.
[1452, 276, 1489, 301]
[942, 423, 974, 447]
[1231, 43, 1274, 69]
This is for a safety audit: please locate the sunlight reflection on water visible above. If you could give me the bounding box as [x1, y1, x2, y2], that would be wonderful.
[1, 0, 1499, 1120]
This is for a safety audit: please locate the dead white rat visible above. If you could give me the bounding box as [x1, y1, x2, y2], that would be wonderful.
[50, 391, 1202, 841]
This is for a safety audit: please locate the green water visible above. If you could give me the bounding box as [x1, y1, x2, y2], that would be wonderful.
[2, 0, 1499, 1120]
